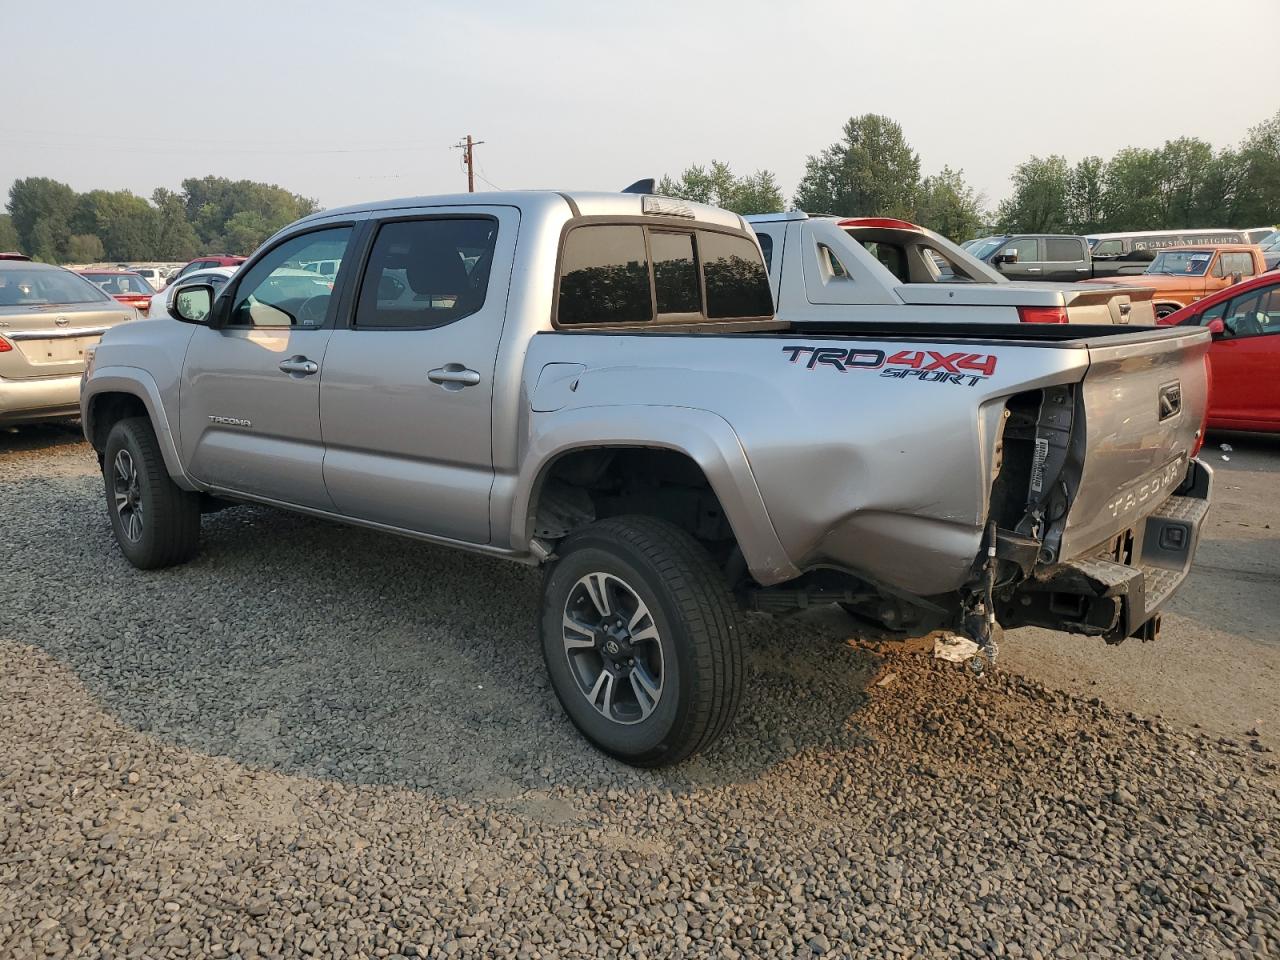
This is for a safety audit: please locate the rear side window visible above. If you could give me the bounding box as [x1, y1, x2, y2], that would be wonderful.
[757, 232, 774, 271]
[699, 230, 772, 319]
[1045, 238, 1084, 261]
[1093, 240, 1124, 257]
[557, 225, 652, 325]
[355, 218, 498, 330]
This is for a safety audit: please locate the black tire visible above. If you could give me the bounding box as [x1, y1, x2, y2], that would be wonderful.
[540, 516, 743, 767]
[103, 417, 201, 569]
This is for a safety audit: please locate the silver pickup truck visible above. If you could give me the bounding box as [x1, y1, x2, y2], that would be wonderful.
[81, 189, 1212, 766]
[749, 212, 1157, 326]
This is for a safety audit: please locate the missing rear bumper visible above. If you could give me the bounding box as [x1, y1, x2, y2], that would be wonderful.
[999, 459, 1212, 643]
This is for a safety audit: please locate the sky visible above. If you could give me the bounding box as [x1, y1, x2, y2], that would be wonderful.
[4, 0, 1279, 214]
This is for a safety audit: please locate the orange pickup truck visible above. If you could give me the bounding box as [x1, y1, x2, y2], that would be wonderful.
[1080, 244, 1270, 319]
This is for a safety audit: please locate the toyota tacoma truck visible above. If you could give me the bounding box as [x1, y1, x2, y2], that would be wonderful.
[81, 188, 1212, 766]
[749, 212, 1157, 325]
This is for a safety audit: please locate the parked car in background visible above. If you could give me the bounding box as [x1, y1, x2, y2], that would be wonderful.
[1086, 229, 1252, 259]
[749, 213, 1155, 324]
[1245, 227, 1276, 245]
[147, 266, 237, 318]
[0, 253, 31, 261]
[1080, 245, 1268, 319]
[0, 261, 136, 424]
[171, 255, 246, 283]
[967, 234, 1152, 282]
[82, 188, 1212, 767]
[1256, 231, 1280, 271]
[1159, 271, 1280, 432]
[79, 270, 156, 315]
[130, 267, 169, 291]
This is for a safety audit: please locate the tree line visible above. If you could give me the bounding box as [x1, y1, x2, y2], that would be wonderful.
[4, 110, 1276, 261]
[660, 109, 1280, 240]
[1, 176, 318, 264]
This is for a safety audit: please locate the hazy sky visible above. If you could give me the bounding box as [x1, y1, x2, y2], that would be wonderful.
[5, 0, 1278, 213]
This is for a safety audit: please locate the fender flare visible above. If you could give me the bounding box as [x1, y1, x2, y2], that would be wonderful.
[82, 367, 198, 491]
[510, 404, 799, 586]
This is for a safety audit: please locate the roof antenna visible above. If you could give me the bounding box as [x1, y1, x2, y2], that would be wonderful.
[621, 178, 656, 195]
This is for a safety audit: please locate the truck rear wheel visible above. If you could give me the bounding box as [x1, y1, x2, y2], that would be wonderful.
[540, 516, 743, 767]
[103, 417, 201, 569]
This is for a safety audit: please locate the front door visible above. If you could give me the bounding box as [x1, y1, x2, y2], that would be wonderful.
[995, 237, 1042, 281]
[1209, 283, 1280, 428]
[178, 224, 356, 509]
[319, 209, 514, 543]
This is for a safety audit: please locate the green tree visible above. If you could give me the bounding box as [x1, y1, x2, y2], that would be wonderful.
[658, 160, 784, 214]
[7, 177, 77, 261]
[181, 176, 318, 253]
[151, 188, 200, 260]
[65, 234, 105, 263]
[73, 190, 160, 261]
[1232, 110, 1280, 226]
[1066, 156, 1107, 233]
[0, 214, 19, 252]
[1101, 147, 1163, 230]
[914, 166, 985, 241]
[793, 114, 921, 216]
[995, 155, 1071, 233]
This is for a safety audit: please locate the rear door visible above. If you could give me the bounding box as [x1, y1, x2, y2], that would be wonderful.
[1209, 282, 1280, 428]
[318, 208, 513, 543]
[178, 223, 358, 509]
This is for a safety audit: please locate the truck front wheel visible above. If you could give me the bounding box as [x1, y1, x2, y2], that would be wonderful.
[103, 417, 201, 570]
[540, 516, 743, 767]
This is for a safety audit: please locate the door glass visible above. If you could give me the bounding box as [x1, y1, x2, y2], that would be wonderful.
[1224, 291, 1265, 337]
[228, 227, 352, 328]
[650, 231, 700, 316]
[1045, 238, 1084, 261]
[355, 218, 498, 330]
[1093, 240, 1123, 257]
[1003, 237, 1040, 262]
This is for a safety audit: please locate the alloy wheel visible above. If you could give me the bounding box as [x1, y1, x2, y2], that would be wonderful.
[561, 572, 664, 725]
[113, 449, 144, 542]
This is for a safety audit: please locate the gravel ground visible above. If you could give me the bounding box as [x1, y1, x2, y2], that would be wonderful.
[1, 426, 1278, 959]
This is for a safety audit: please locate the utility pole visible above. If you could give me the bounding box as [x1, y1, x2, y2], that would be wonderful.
[452, 134, 485, 192]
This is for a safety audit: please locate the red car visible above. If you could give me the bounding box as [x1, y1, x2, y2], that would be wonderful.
[78, 270, 155, 314]
[1158, 271, 1280, 431]
[172, 255, 246, 282]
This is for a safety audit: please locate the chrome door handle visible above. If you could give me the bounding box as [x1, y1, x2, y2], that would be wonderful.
[1026, 267, 1042, 273]
[279, 356, 319, 376]
[428, 363, 481, 389]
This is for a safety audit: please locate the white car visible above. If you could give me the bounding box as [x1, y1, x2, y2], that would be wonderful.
[147, 266, 237, 318]
[130, 267, 169, 292]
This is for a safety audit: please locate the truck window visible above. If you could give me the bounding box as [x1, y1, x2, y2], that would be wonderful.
[758, 233, 774, 271]
[1002, 237, 1040, 262]
[228, 227, 352, 327]
[1045, 238, 1084, 262]
[1093, 240, 1124, 257]
[557, 225, 652, 325]
[651, 231, 700, 316]
[354, 218, 498, 330]
[698, 231, 773, 319]
[1220, 252, 1256, 278]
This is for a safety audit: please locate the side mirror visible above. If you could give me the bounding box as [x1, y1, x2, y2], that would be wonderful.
[168, 283, 214, 325]
[1231, 272, 1243, 284]
[994, 251, 1018, 265]
[1206, 318, 1226, 336]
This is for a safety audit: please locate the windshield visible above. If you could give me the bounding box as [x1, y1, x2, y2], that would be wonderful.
[967, 237, 1006, 260]
[1148, 251, 1213, 276]
[0, 267, 112, 305]
[84, 272, 154, 295]
[1260, 232, 1280, 251]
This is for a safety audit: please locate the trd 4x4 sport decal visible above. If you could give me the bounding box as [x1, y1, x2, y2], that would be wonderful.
[782, 345, 998, 387]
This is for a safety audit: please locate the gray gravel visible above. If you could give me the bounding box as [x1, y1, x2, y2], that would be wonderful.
[1, 425, 1278, 959]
